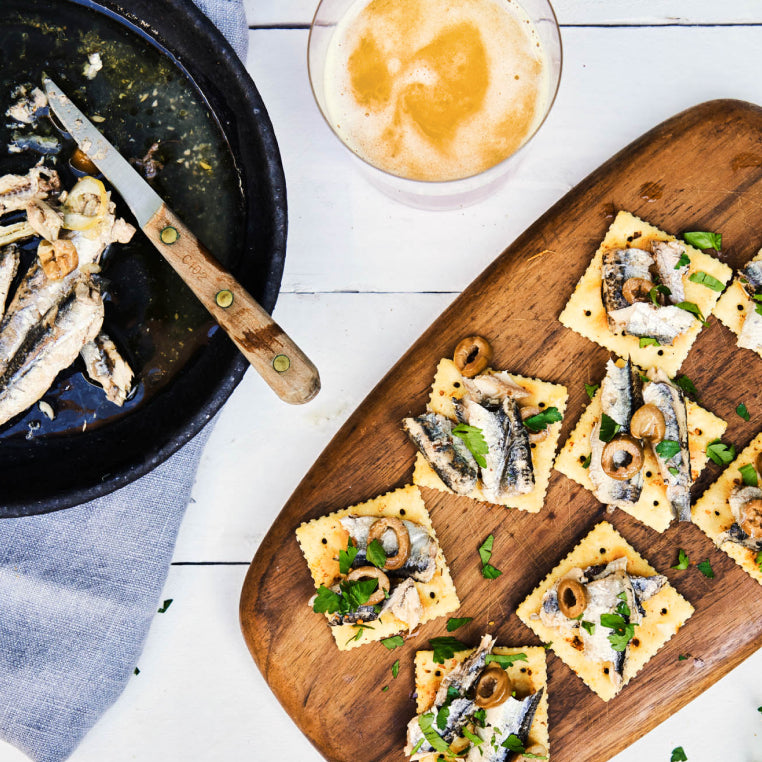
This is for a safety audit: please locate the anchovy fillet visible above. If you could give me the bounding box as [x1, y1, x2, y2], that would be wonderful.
[80, 333, 134, 407]
[601, 247, 652, 316]
[0, 244, 20, 321]
[0, 166, 60, 215]
[652, 240, 689, 304]
[738, 261, 762, 352]
[339, 515, 438, 582]
[589, 358, 644, 508]
[403, 412, 479, 495]
[608, 302, 695, 345]
[462, 371, 530, 403]
[643, 370, 692, 521]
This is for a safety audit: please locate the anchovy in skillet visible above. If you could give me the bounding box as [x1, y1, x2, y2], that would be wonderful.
[0, 166, 60, 215]
[80, 332, 134, 406]
[0, 244, 20, 320]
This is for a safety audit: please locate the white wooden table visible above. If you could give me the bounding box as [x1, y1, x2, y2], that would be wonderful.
[4, 2, 762, 760]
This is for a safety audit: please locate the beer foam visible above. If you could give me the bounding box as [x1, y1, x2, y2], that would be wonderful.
[324, 0, 550, 182]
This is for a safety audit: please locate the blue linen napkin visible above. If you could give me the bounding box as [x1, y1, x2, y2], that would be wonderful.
[0, 3, 248, 761]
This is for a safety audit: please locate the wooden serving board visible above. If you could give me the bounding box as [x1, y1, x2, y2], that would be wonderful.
[240, 101, 762, 762]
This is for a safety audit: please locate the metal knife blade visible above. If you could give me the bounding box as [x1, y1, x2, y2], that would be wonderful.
[43, 77, 162, 228]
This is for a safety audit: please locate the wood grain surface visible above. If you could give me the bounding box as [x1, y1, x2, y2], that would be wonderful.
[239, 100, 762, 762]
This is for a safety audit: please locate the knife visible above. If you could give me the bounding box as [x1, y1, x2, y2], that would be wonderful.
[43, 77, 320, 405]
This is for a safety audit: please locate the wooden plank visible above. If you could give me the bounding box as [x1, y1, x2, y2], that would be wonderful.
[244, 0, 762, 28]
[246, 26, 762, 294]
[240, 100, 762, 762]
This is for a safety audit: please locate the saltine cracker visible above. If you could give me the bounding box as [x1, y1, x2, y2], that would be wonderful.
[714, 248, 762, 359]
[554, 385, 726, 532]
[412, 358, 568, 512]
[559, 211, 732, 375]
[693, 432, 762, 584]
[296, 485, 459, 650]
[516, 522, 693, 702]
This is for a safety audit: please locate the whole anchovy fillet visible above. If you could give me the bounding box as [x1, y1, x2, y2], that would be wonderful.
[643, 370, 692, 521]
[339, 515, 438, 582]
[403, 412, 479, 495]
[462, 371, 530, 403]
[607, 302, 695, 345]
[589, 358, 644, 508]
[601, 247, 653, 319]
[0, 279, 103, 427]
[719, 486, 762, 551]
[0, 167, 60, 215]
[0, 244, 20, 320]
[739, 261, 762, 352]
[406, 634, 495, 757]
[80, 333, 134, 406]
[652, 240, 689, 304]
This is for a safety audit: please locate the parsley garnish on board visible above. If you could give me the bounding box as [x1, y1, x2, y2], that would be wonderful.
[338, 538, 358, 575]
[655, 439, 681, 459]
[585, 382, 599, 400]
[446, 617, 473, 632]
[736, 403, 751, 421]
[598, 413, 621, 442]
[312, 577, 378, 615]
[485, 652, 527, 669]
[739, 463, 758, 487]
[706, 439, 736, 466]
[670, 746, 688, 762]
[391, 660, 400, 679]
[683, 230, 722, 251]
[452, 423, 489, 468]
[157, 599, 173, 614]
[382, 635, 404, 650]
[366, 539, 387, 569]
[697, 560, 715, 579]
[672, 549, 690, 570]
[688, 271, 725, 291]
[675, 251, 691, 269]
[478, 534, 503, 579]
[675, 300, 708, 326]
[523, 406, 562, 432]
[429, 636, 468, 664]
[678, 654, 690, 661]
[639, 337, 660, 348]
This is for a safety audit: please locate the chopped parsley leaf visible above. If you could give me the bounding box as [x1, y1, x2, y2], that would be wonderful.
[523, 406, 562, 432]
[675, 252, 691, 269]
[615, 598, 631, 618]
[581, 620, 595, 635]
[688, 271, 725, 291]
[501, 734, 526, 753]
[134, 667, 140, 676]
[436, 704, 450, 731]
[697, 560, 715, 579]
[678, 654, 690, 661]
[485, 652, 527, 669]
[312, 577, 379, 615]
[345, 623, 374, 645]
[706, 439, 736, 466]
[452, 423, 489, 468]
[582, 453, 592, 469]
[429, 636, 468, 664]
[736, 403, 751, 421]
[478, 535, 503, 579]
[366, 538, 387, 569]
[670, 746, 688, 762]
[585, 382, 599, 399]
[472, 708, 487, 727]
[673, 374, 698, 399]
[683, 230, 722, 251]
[676, 300, 708, 325]
[482, 564, 503, 579]
[418, 713, 451, 755]
[446, 617, 473, 632]
[392, 660, 400, 679]
[599, 413, 621, 442]
[411, 738, 425, 755]
[600, 612, 636, 651]
[740, 463, 758, 487]
[462, 727, 483, 746]
[157, 599, 173, 614]
[756, 551, 762, 573]
[668, 466, 679, 476]
[542, 642, 552, 650]
[672, 549, 690, 570]
[639, 337, 660, 348]
[655, 439, 681, 459]
[338, 538, 358, 575]
[649, 283, 671, 305]
[382, 635, 404, 650]
[381, 685, 389, 692]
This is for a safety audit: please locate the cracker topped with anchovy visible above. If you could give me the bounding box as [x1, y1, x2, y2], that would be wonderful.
[406, 337, 568, 513]
[692, 431, 762, 585]
[296, 485, 459, 650]
[714, 248, 762, 359]
[559, 211, 732, 375]
[406, 634, 549, 761]
[555, 356, 726, 532]
[516, 522, 693, 702]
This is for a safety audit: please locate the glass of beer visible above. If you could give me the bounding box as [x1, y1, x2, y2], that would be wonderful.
[308, 0, 562, 209]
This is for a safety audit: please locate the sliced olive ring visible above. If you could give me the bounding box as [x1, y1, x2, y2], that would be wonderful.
[520, 405, 548, 443]
[367, 517, 410, 571]
[622, 277, 653, 304]
[474, 665, 512, 709]
[630, 403, 666, 443]
[740, 498, 762, 540]
[557, 577, 587, 619]
[601, 434, 644, 481]
[453, 336, 493, 378]
[346, 566, 390, 606]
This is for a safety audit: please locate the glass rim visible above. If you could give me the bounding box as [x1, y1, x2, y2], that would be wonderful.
[306, 0, 564, 189]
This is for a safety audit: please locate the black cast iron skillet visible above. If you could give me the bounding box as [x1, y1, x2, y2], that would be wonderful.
[0, 0, 287, 516]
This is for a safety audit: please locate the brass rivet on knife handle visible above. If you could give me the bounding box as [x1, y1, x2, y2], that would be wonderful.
[144, 203, 320, 405]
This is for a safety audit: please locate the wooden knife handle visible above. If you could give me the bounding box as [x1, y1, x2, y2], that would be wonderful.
[144, 203, 320, 405]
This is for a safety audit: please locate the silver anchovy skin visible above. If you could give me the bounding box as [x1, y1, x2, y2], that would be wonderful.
[326, 577, 422, 627]
[0, 278, 103, 427]
[462, 371, 530, 402]
[589, 358, 644, 508]
[338, 515, 438, 582]
[643, 370, 692, 521]
[739, 261, 762, 352]
[601, 247, 653, 318]
[740, 260, 762, 297]
[0, 244, 20, 321]
[652, 240, 688, 304]
[719, 486, 762, 551]
[607, 302, 695, 345]
[403, 412, 479, 495]
[8, 132, 60, 156]
[80, 333, 134, 406]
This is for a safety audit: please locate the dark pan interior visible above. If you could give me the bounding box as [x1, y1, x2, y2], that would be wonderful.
[0, 0, 287, 516]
